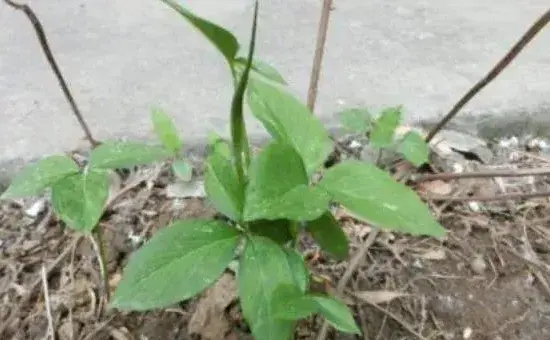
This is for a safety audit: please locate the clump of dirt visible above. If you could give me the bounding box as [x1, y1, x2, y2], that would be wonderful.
[2, 138, 550, 340]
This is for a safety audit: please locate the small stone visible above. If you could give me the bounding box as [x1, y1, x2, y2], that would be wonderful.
[463, 326, 473, 339]
[24, 198, 47, 218]
[470, 255, 487, 274]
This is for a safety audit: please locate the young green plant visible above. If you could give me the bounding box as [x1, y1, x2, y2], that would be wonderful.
[151, 107, 194, 181]
[338, 106, 431, 167]
[0, 120, 181, 300]
[110, 2, 446, 340]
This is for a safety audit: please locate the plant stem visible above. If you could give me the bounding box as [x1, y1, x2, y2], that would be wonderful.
[289, 221, 301, 250]
[92, 227, 111, 301]
[230, 1, 258, 194]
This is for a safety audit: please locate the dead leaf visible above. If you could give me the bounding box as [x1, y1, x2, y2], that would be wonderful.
[416, 249, 446, 260]
[394, 125, 428, 139]
[418, 180, 453, 196]
[109, 272, 122, 288]
[165, 180, 205, 198]
[353, 290, 410, 305]
[188, 273, 238, 340]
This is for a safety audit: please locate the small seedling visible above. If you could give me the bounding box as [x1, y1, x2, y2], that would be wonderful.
[151, 107, 194, 181]
[106, 2, 445, 339]
[338, 105, 431, 167]
[0, 114, 182, 299]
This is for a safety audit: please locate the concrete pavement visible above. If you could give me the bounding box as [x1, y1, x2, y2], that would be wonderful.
[1, 0, 549, 178]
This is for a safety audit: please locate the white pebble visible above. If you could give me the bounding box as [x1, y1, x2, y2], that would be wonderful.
[470, 255, 487, 274]
[463, 326, 473, 339]
[25, 198, 47, 218]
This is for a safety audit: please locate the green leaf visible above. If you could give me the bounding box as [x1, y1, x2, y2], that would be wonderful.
[208, 133, 232, 160]
[151, 107, 183, 153]
[1, 155, 79, 199]
[283, 248, 310, 293]
[271, 284, 318, 320]
[235, 57, 287, 85]
[204, 148, 243, 221]
[318, 161, 446, 237]
[270, 289, 360, 335]
[89, 141, 173, 169]
[306, 212, 349, 260]
[244, 141, 307, 204]
[239, 236, 296, 340]
[313, 295, 361, 334]
[111, 219, 241, 311]
[247, 76, 333, 176]
[243, 142, 328, 221]
[246, 184, 330, 222]
[249, 219, 293, 245]
[172, 160, 193, 182]
[51, 170, 109, 232]
[159, 0, 239, 64]
[337, 108, 372, 134]
[370, 106, 402, 148]
[397, 131, 430, 167]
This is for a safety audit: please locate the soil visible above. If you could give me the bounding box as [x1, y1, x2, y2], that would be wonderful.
[2, 141, 550, 340]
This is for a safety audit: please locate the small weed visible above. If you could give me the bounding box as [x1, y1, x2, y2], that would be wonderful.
[1, 1, 445, 339]
[338, 105, 431, 167]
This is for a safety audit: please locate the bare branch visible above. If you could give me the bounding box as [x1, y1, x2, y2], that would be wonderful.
[425, 8, 550, 142]
[4, 0, 99, 148]
[412, 167, 550, 182]
[307, 0, 334, 112]
[423, 190, 550, 202]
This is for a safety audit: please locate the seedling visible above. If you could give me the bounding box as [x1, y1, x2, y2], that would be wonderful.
[151, 107, 194, 181]
[106, 1, 445, 339]
[338, 106, 431, 167]
[0, 112, 187, 299]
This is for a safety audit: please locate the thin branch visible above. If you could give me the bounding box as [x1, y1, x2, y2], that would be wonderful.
[422, 190, 550, 202]
[41, 265, 56, 340]
[425, 8, 550, 142]
[411, 167, 550, 183]
[4, 0, 99, 148]
[307, 0, 333, 112]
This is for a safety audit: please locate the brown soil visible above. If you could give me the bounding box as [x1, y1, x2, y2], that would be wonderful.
[2, 149, 550, 340]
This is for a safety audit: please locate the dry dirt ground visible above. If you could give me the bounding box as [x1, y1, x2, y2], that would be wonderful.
[2, 138, 550, 340]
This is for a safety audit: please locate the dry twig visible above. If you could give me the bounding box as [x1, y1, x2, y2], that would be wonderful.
[4, 0, 99, 147]
[425, 8, 550, 142]
[411, 167, 550, 183]
[307, 0, 334, 112]
[422, 190, 550, 202]
[41, 265, 56, 340]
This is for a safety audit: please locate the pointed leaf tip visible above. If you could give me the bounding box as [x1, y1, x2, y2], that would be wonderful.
[319, 161, 445, 237]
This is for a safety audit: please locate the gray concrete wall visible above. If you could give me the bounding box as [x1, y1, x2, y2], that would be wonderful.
[1, 0, 549, 179]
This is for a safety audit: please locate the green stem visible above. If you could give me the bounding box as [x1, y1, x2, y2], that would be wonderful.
[94, 226, 110, 301]
[289, 220, 301, 250]
[229, 1, 258, 202]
